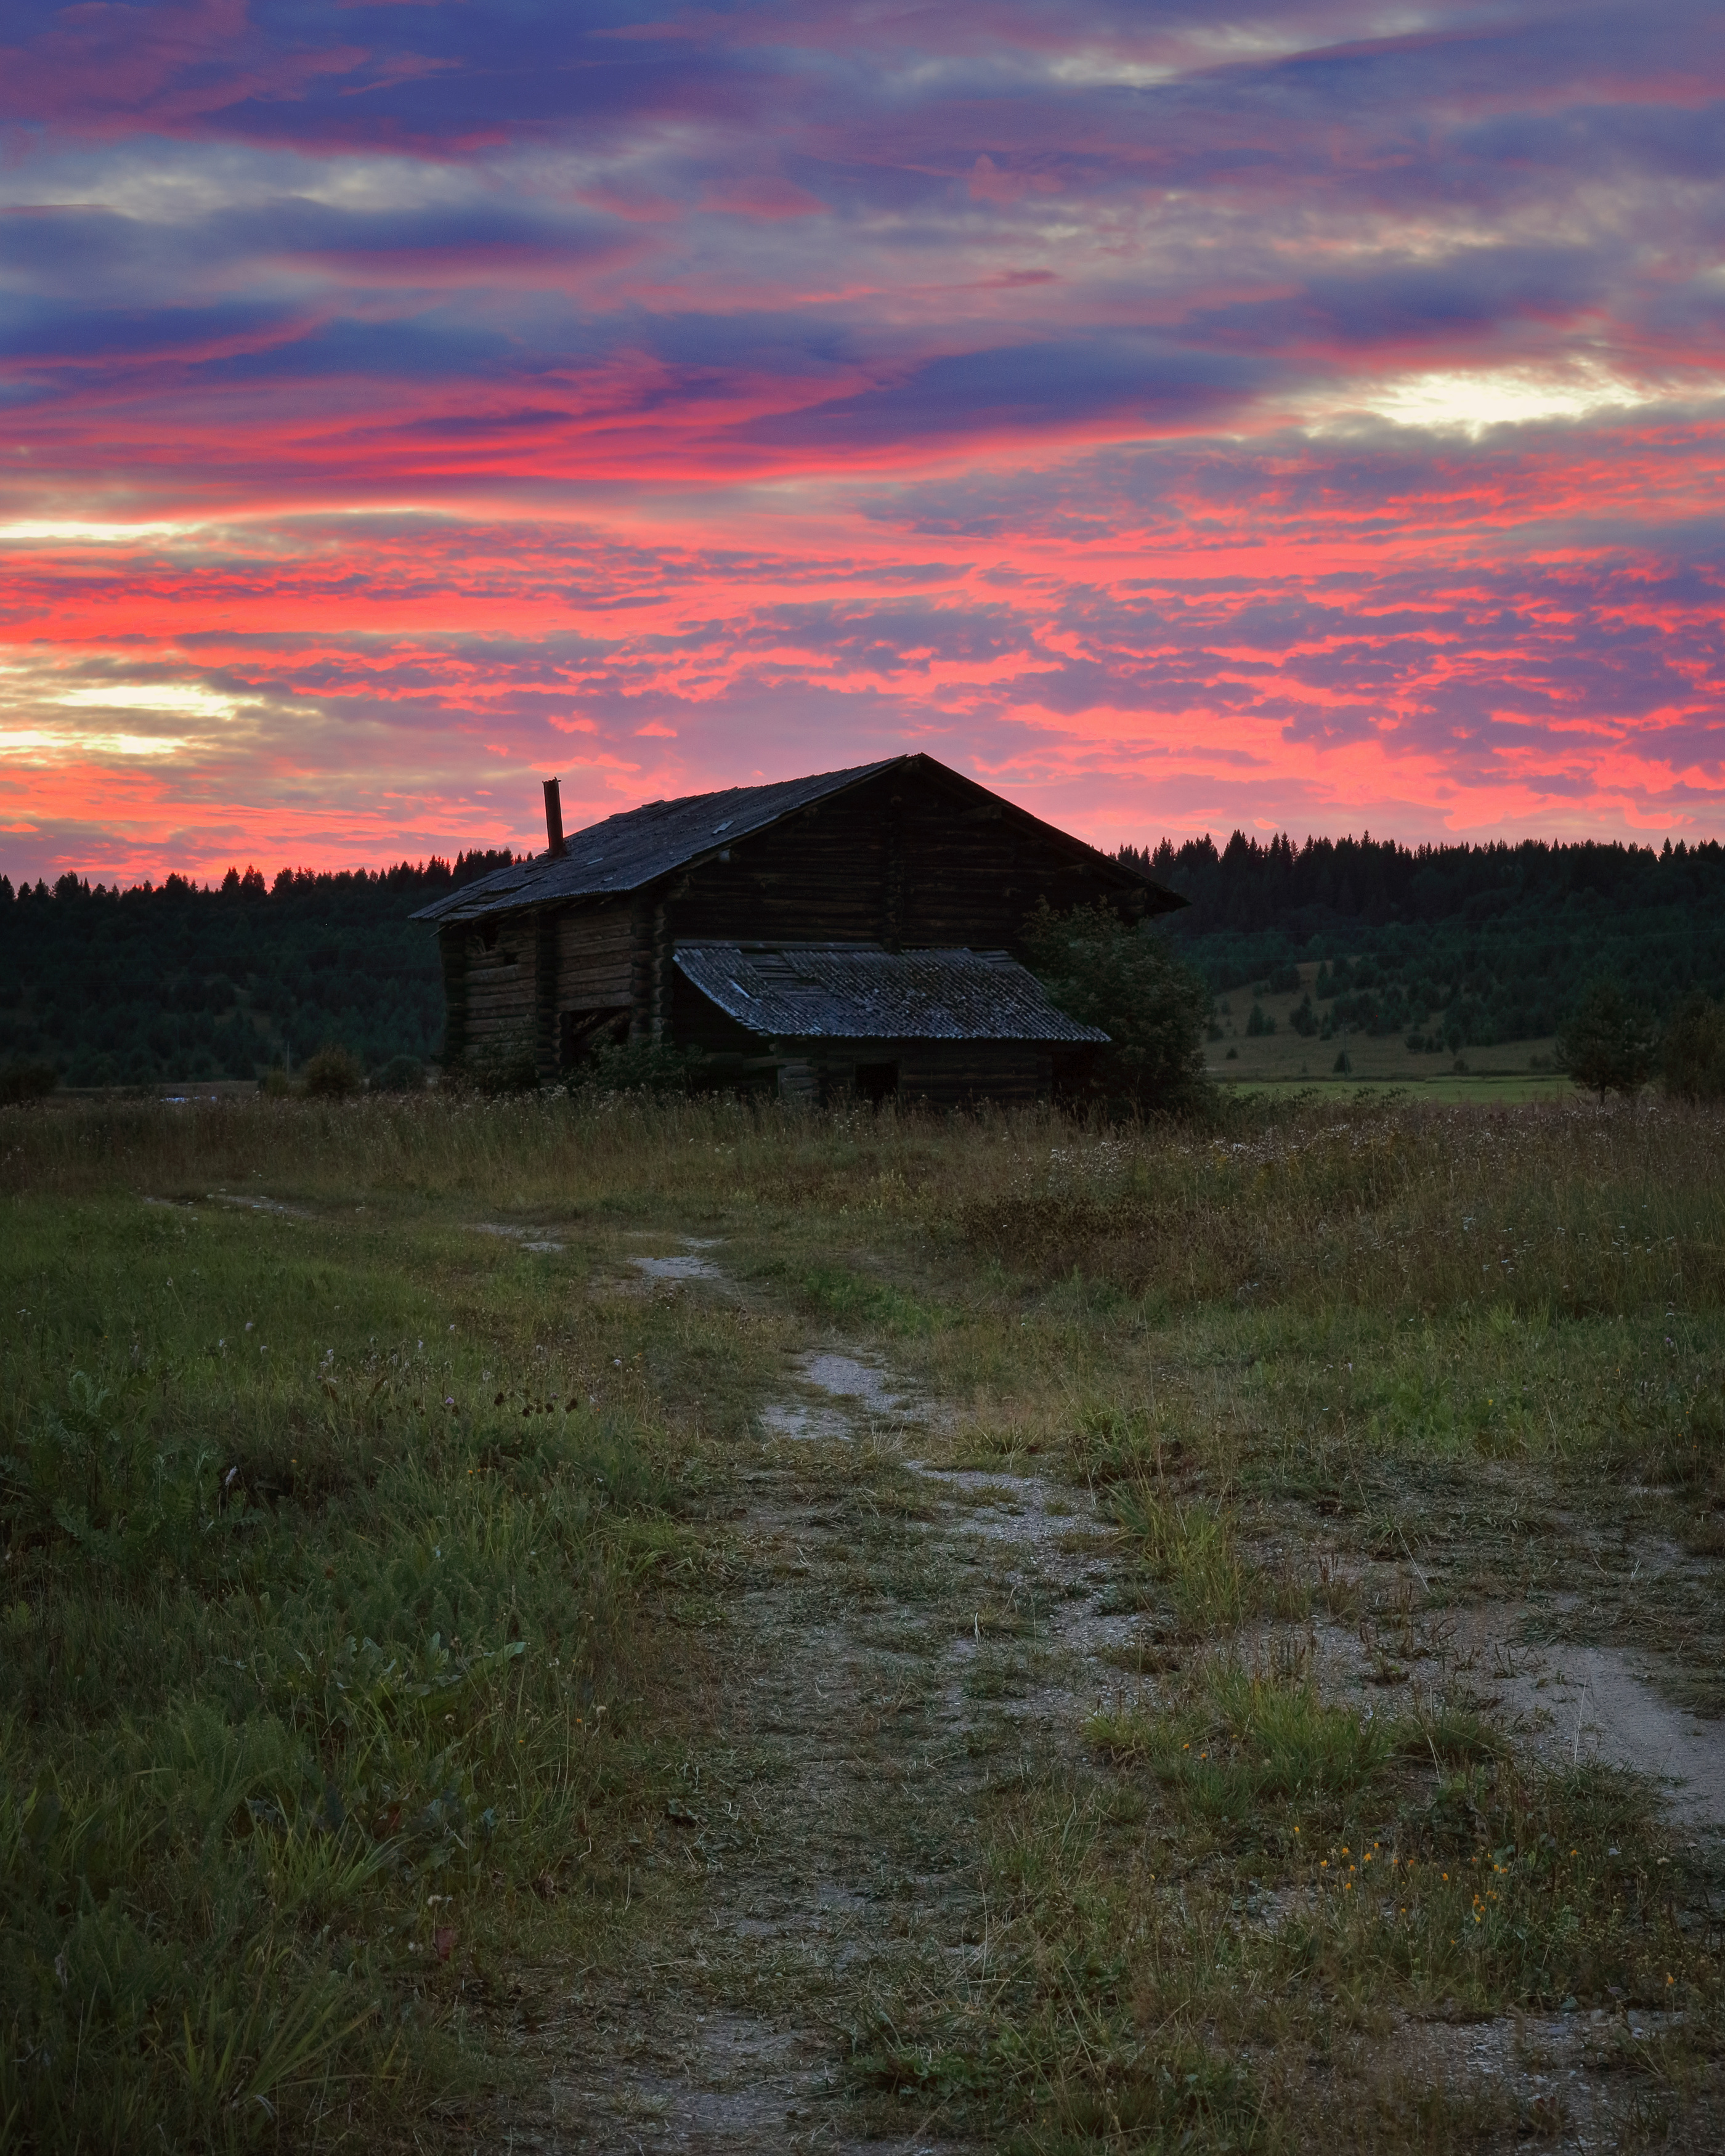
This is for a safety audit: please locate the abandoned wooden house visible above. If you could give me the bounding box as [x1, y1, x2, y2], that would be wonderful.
[413, 754, 1183, 1103]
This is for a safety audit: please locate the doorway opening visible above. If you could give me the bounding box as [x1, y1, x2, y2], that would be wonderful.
[853, 1059, 899, 1104]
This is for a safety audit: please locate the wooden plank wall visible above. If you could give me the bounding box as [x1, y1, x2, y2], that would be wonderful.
[891, 1042, 1047, 1107]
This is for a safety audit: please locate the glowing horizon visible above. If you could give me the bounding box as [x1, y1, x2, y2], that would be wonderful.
[3, 0, 1722, 886]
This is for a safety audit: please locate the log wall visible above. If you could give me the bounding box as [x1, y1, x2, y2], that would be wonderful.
[452, 922, 537, 1079]
[555, 902, 633, 1010]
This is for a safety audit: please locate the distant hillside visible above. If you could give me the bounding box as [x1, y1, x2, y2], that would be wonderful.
[1125, 832, 1725, 1050]
[0, 856, 512, 1086]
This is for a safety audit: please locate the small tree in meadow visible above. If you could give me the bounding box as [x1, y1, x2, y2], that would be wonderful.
[1662, 991, 1725, 1103]
[301, 1044, 363, 1098]
[1557, 981, 1658, 1103]
[1022, 901, 1212, 1118]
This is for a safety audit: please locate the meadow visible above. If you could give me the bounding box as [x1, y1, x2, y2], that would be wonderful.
[3, 1088, 1723, 2152]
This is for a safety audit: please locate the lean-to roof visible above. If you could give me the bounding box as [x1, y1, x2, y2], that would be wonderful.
[673, 942, 1110, 1044]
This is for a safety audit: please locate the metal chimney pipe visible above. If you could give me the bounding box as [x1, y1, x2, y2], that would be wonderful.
[543, 777, 566, 857]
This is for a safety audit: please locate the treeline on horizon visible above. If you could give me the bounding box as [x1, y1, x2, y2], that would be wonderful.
[1122, 829, 1725, 1053]
[1, 827, 1722, 1084]
[0, 853, 514, 1088]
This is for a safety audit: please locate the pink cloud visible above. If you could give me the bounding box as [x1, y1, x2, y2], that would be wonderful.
[2, 0, 1722, 883]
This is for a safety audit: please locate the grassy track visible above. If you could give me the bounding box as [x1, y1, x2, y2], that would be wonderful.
[4, 1090, 1724, 2149]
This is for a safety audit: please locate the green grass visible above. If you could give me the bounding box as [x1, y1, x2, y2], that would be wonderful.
[4, 1087, 1725, 2148]
[0, 1179, 744, 2148]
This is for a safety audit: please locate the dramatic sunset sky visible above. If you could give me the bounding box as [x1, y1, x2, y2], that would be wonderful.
[2, 0, 1722, 882]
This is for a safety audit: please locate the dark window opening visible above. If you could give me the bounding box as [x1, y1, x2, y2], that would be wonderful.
[854, 1059, 899, 1104]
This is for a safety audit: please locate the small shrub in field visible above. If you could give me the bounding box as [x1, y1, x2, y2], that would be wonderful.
[568, 1035, 703, 1094]
[445, 1045, 540, 1093]
[371, 1052, 424, 1092]
[1662, 990, 1725, 1102]
[257, 1064, 296, 1095]
[0, 1059, 56, 1104]
[301, 1043, 363, 1098]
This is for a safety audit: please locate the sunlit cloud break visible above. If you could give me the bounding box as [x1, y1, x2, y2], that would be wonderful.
[56, 684, 250, 721]
[1326, 367, 1694, 437]
[0, 731, 190, 762]
[1, 0, 1723, 883]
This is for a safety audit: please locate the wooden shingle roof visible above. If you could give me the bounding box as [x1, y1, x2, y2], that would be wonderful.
[673, 942, 1110, 1044]
[411, 754, 1179, 926]
[412, 760, 899, 925]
